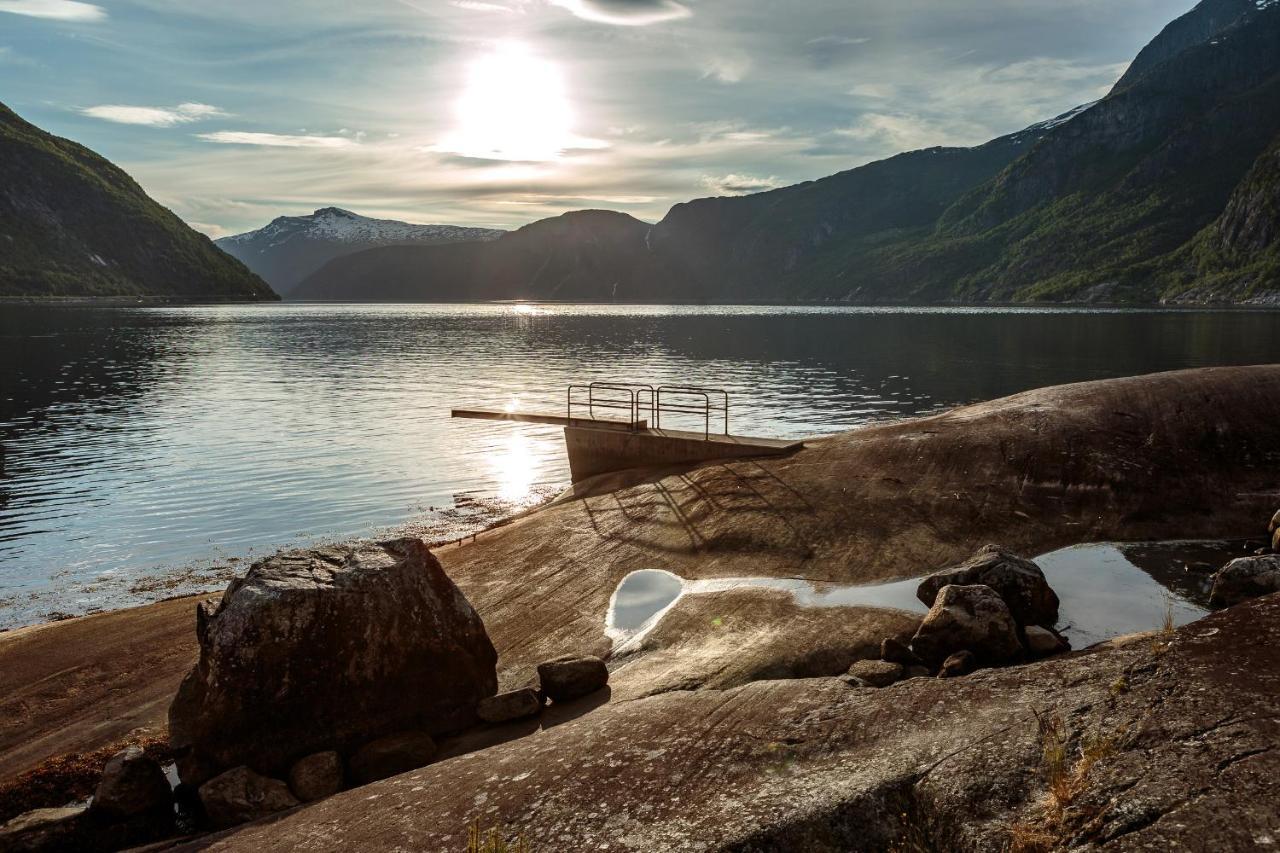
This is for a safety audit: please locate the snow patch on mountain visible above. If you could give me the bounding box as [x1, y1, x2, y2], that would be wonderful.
[219, 207, 504, 251]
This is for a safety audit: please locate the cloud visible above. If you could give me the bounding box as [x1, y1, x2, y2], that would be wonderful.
[700, 173, 783, 196]
[449, 0, 516, 10]
[197, 131, 358, 149]
[700, 52, 751, 84]
[804, 35, 871, 68]
[0, 0, 104, 20]
[547, 0, 690, 26]
[82, 103, 227, 127]
[187, 221, 231, 239]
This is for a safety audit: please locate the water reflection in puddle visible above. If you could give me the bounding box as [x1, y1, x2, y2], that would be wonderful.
[606, 541, 1252, 651]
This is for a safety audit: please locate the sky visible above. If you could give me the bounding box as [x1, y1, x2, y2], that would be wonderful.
[1, 0, 1193, 237]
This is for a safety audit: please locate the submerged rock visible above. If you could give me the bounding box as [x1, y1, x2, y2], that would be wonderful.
[478, 688, 544, 723]
[916, 544, 1059, 627]
[199, 766, 299, 829]
[90, 745, 172, 821]
[349, 731, 437, 785]
[168, 538, 497, 781]
[288, 751, 343, 802]
[911, 584, 1022, 666]
[846, 659, 904, 687]
[537, 655, 609, 703]
[1210, 555, 1280, 607]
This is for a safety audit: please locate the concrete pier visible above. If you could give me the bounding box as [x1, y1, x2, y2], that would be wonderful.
[451, 407, 803, 481]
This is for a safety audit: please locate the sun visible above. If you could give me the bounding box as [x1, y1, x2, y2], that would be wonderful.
[436, 42, 603, 162]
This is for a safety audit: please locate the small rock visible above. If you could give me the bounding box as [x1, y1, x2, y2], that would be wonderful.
[880, 637, 923, 668]
[916, 545, 1059, 627]
[911, 584, 1023, 666]
[478, 688, 544, 723]
[288, 751, 343, 802]
[0, 807, 87, 853]
[537, 655, 609, 703]
[938, 650, 977, 678]
[349, 731, 437, 785]
[846, 659, 904, 688]
[199, 766, 300, 829]
[91, 745, 172, 821]
[1209, 555, 1280, 607]
[904, 665, 933, 679]
[1025, 625, 1069, 657]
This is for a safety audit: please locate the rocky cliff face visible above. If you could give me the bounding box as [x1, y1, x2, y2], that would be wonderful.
[1112, 0, 1258, 90]
[0, 103, 275, 301]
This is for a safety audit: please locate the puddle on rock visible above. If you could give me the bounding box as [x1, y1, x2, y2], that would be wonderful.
[606, 540, 1254, 652]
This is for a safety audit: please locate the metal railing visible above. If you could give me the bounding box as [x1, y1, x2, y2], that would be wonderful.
[566, 381, 729, 440]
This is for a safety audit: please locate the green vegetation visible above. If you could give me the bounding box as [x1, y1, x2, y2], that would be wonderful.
[0, 101, 276, 300]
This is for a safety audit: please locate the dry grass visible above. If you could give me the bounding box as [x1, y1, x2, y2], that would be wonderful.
[467, 820, 531, 853]
[1150, 595, 1177, 655]
[0, 733, 171, 824]
[1008, 711, 1122, 853]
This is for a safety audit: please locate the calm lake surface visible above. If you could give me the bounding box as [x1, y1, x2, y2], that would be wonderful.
[3, 303, 1280, 628]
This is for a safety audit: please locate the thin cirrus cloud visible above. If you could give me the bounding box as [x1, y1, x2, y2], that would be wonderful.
[0, 0, 104, 20]
[197, 131, 358, 149]
[547, 0, 690, 26]
[81, 103, 227, 127]
[699, 173, 783, 196]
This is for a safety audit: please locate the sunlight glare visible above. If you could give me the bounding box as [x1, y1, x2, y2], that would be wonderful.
[436, 42, 603, 162]
[489, 431, 537, 504]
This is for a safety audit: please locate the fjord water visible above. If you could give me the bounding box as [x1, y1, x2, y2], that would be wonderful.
[4, 303, 1280, 628]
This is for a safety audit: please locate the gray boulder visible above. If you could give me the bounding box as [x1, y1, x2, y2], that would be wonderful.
[349, 731, 437, 785]
[168, 539, 497, 781]
[1209, 555, 1280, 607]
[538, 655, 609, 703]
[199, 766, 299, 829]
[288, 751, 343, 802]
[91, 745, 172, 821]
[911, 584, 1022, 666]
[916, 545, 1059, 627]
[478, 688, 544, 723]
[847, 659, 904, 688]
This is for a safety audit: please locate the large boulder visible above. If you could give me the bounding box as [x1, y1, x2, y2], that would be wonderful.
[915, 544, 1059, 627]
[348, 731, 437, 785]
[910, 584, 1022, 666]
[538, 655, 609, 703]
[1270, 508, 1280, 552]
[1209, 555, 1280, 607]
[288, 751, 343, 802]
[0, 807, 88, 853]
[198, 767, 299, 829]
[478, 688, 544, 724]
[90, 746, 172, 821]
[168, 539, 497, 781]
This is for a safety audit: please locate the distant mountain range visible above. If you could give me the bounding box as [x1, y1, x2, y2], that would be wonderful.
[292, 0, 1280, 305]
[0, 102, 273, 300]
[215, 208, 504, 295]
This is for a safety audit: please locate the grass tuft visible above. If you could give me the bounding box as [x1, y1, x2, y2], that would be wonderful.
[467, 820, 531, 853]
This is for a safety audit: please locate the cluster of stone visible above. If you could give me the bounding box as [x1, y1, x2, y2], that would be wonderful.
[843, 545, 1068, 688]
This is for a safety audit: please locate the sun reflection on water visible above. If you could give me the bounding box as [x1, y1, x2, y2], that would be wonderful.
[488, 430, 541, 505]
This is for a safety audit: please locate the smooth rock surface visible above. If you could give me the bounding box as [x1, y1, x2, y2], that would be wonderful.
[348, 732, 437, 785]
[168, 538, 496, 780]
[175, 594, 1280, 853]
[537, 656, 609, 703]
[910, 584, 1022, 666]
[0, 806, 87, 853]
[287, 752, 343, 803]
[846, 659, 904, 688]
[1210, 554, 1280, 607]
[91, 745, 172, 821]
[199, 766, 299, 830]
[477, 689, 543, 724]
[916, 544, 1059, 627]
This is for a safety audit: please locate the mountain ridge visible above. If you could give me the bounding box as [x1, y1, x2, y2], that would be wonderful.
[0, 102, 275, 300]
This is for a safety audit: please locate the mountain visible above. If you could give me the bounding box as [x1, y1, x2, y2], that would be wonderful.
[0, 102, 274, 300]
[216, 208, 504, 295]
[292, 0, 1280, 305]
[294, 210, 653, 301]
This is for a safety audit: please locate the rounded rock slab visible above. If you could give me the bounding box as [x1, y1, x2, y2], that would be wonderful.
[198, 766, 300, 830]
[537, 655, 609, 703]
[288, 751, 343, 802]
[847, 659, 904, 688]
[477, 688, 544, 724]
[349, 731, 437, 785]
[916, 544, 1059, 628]
[911, 583, 1023, 667]
[91, 745, 172, 821]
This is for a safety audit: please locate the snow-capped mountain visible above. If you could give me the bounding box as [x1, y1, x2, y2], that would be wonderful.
[215, 207, 504, 295]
